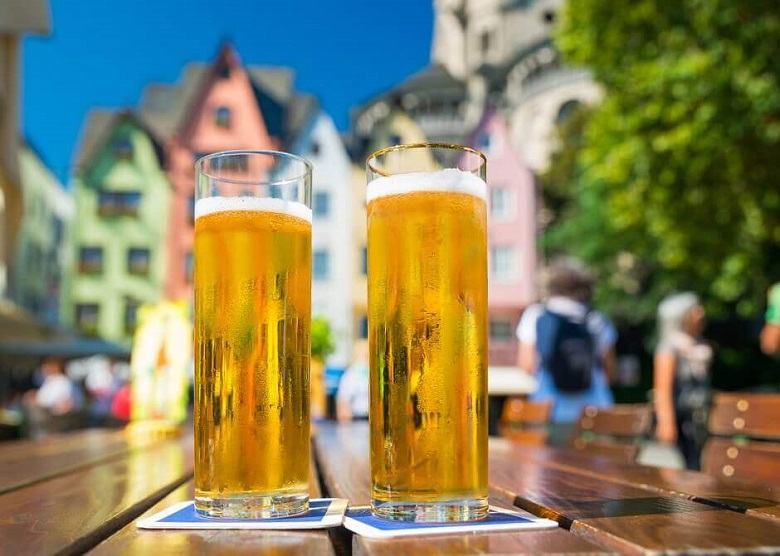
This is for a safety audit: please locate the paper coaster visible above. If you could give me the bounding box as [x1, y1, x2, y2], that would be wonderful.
[137, 498, 349, 530]
[343, 505, 559, 539]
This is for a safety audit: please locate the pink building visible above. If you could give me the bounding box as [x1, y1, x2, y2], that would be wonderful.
[139, 44, 285, 302]
[468, 109, 537, 366]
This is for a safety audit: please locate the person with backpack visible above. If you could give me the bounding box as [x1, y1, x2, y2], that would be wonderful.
[516, 257, 617, 446]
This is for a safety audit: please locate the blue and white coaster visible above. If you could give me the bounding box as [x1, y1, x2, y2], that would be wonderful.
[137, 498, 349, 530]
[343, 506, 559, 539]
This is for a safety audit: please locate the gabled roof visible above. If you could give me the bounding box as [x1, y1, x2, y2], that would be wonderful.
[71, 109, 164, 173]
[137, 61, 301, 144]
[247, 67, 295, 104]
[74, 44, 319, 173]
[285, 94, 319, 147]
[393, 64, 465, 97]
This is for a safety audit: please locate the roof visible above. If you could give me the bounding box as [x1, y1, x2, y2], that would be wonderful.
[0, 0, 50, 34]
[71, 110, 164, 173]
[247, 67, 295, 103]
[285, 94, 319, 147]
[73, 44, 318, 172]
[137, 62, 303, 144]
[394, 64, 466, 97]
[71, 109, 119, 172]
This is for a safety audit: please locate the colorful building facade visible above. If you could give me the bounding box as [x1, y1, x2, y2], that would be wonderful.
[64, 112, 169, 344]
[12, 142, 73, 325]
[468, 109, 537, 366]
[291, 109, 353, 369]
[0, 0, 51, 340]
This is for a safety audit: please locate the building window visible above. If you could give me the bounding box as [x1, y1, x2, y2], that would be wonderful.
[491, 246, 516, 282]
[313, 250, 330, 281]
[75, 303, 100, 335]
[113, 138, 133, 161]
[220, 153, 248, 172]
[490, 187, 512, 219]
[215, 106, 231, 128]
[78, 247, 103, 274]
[313, 192, 330, 218]
[556, 99, 581, 124]
[543, 10, 556, 24]
[189, 194, 196, 224]
[358, 315, 368, 339]
[127, 248, 150, 276]
[310, 141, 320, 157]
[361, 246, 368, 275]
[98, 190, 142, 217]
[185, 252, 194, 284]
[476, 133, 491, 153]
[389, 133, 402, 146]
[489, 319, 514, 341]
[480, 31, 492, 54]
[218, 64, 231, 79]
[125, 299, 141, 336]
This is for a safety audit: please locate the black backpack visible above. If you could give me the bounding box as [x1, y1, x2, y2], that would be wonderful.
[536, 306, 596, 393]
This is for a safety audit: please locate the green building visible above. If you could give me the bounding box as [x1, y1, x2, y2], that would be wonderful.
[62, 111, 169, 345]
[11, 141, 73, 325]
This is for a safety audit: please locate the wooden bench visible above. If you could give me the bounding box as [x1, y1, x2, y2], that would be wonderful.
[571, 404, 653, 461]
[498, 398, 551, 446]
[703, 392, 780, 485]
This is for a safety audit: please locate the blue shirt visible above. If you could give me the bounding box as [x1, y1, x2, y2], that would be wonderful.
[516, 297, 617, 423]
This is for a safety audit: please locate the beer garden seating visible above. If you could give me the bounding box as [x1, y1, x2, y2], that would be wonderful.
[498, 398, 551, 446]
[702, 392, 780, 485]
[570, 404, 654, 461]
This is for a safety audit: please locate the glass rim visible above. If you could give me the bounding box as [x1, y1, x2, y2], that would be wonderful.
[366, 142, 487, 177]
[195, 149, 313, 186]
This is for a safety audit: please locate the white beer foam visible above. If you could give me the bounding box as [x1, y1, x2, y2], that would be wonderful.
[195, 196, 312, 223]
[366, 168, 487, 203]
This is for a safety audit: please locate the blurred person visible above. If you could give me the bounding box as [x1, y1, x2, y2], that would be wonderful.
[760, 282, 780, 357]
[27, 357, 78, 416]
[85, 357, 121, 426]
[516, 257, 617, 446]
[337, 340, 370, 422]
[654, 292, 712, 470]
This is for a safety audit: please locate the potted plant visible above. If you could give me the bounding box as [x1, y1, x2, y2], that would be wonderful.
[310, 317, 335, 421]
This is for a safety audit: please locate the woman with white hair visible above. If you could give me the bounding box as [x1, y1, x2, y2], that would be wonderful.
[654, 292, 712, 470]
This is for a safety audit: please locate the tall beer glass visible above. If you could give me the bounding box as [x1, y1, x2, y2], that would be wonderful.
[194, 151, 312, 518]
[366, 144, 488, 522]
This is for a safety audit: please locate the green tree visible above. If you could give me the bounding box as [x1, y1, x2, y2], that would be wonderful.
[311, 316, 335, 362]
[548, 0, 780, 321]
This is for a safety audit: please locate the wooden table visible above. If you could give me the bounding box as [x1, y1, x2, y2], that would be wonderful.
[2, 423, 780, 554]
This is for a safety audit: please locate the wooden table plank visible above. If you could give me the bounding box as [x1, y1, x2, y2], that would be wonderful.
[0, 433, 193, 556]
[91, 466, 334, 556]
[0, 428, 161, 495]
[0, 428, 123, 461]
[489, 448, 780, 555]
[314, 422, 614, 555]
[492, 439, 780, 522]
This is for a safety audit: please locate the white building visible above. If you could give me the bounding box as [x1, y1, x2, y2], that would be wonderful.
[431, 0, 602, 172]
[291, 108, 353, 369]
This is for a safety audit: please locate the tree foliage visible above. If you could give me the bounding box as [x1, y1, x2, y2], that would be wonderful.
[547, 0, 780, 321]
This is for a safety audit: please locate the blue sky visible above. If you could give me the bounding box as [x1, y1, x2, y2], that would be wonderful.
[23, 0, 434, 180]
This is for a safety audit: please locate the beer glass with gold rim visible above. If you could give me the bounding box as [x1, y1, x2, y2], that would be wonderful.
[194, 150, 312, 518]
[366, 143, 488, 522]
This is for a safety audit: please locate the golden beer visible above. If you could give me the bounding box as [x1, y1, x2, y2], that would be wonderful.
[367, 176, 489, 521]
[194, 203, 311, 518]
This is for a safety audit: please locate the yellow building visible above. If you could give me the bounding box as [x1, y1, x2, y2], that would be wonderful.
[351, 109, 429, 347]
